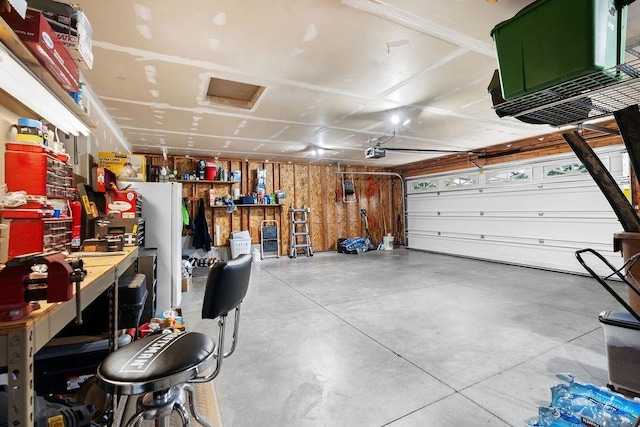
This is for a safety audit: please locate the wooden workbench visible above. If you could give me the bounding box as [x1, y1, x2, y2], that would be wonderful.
[0, 247, 138, 425]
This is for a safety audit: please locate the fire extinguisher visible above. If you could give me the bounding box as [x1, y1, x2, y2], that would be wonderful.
[71, 191, 82, 250]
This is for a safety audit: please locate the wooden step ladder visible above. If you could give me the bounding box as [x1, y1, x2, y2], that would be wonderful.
[289, 207, 313, 258]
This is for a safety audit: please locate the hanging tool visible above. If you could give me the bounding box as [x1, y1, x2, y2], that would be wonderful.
[360, 209, 377, 251]
[366, 174, 377, 199]
[342, 173, 356, 204]
[382, 210, 388, 235]
[395, 214, 403, 246]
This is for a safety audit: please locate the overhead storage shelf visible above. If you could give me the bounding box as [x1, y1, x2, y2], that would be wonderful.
[0, 16, 95, 130]
[493, 42, 640, 127]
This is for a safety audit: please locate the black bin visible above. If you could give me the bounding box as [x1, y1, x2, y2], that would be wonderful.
[34, 333, 133, 395]
[118, 274, 148, 329]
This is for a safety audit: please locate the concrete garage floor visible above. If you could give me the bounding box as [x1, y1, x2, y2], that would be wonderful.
[180, 248, 628, 427]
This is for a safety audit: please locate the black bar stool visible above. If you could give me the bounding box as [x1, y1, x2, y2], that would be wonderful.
[96, 253, 252, 426]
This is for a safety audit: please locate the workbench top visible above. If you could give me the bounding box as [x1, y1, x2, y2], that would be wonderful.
[0, 247, 138, 352]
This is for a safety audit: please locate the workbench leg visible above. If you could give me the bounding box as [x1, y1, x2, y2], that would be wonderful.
[7, 327, 35, 426]
[108, 268, 120, 353]
[106, 269, 121, 425]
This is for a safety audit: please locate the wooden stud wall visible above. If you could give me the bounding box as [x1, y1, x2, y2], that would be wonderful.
[140, 154, 401, 254]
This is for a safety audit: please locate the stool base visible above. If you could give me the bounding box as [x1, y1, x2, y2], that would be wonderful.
[123, 384, 213, 427]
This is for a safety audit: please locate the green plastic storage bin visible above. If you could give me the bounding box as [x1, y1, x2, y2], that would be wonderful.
[491, 0, 627, 100]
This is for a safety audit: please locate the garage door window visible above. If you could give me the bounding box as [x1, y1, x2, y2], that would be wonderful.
[445, 175, 477, 187]
[543, 162, 587, 178]
[412, 180, 438, 192]
[486, 168, 530, 184]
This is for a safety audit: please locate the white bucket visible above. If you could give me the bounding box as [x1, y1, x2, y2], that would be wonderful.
[383, 235, 393, 251]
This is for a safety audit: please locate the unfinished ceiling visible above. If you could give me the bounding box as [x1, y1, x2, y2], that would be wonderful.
[67, 0, 640, 167]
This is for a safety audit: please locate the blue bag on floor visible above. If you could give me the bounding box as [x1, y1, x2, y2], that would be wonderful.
[529, 374, 640, 427]
[530, 407, 580, 427]
[340, 237, 366, 254]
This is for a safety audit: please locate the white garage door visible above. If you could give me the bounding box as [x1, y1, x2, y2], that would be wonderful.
[406, 145, 632, 275]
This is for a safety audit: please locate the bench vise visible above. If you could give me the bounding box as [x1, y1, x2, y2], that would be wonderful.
[0, 252, 86, 322]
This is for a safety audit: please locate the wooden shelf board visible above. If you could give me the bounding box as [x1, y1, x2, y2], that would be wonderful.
[176, 180, 240, 184]
[212, 204, 282, 208]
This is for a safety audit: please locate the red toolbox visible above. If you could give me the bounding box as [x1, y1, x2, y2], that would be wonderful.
[3, 149, 74, 258]
[0, 214, 72, 259]
[5, 149, 74, 198]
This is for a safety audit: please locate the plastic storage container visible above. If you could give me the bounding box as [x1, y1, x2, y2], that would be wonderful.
[383, 235, 394, 251]
[118, 273, 148, 329]
[491, 0, 627, 100]
[230, 238, 252, 259]
[599, 310, 640, 394]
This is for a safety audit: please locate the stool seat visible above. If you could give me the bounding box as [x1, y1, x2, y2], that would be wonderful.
[97, 332, 215, 395]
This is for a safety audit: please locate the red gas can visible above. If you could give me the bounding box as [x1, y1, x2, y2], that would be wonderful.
[205, 160, 217, 180]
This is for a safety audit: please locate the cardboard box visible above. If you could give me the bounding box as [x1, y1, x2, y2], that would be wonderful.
[26, 0, 93, 69]
[98, 152, 146, 182]
[83, 236, 123, 252]
[82, 238, 108, 252]
[92, 166, 116, 193]
[181, 276, 192, 292]
[106, 189, 139, 219]
[1, 8, 80, 91]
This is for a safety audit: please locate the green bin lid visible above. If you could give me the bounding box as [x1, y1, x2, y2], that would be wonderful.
[490, 0, 553, 37]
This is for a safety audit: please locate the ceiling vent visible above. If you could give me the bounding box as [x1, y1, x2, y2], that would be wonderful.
[206, 77, 265, 110]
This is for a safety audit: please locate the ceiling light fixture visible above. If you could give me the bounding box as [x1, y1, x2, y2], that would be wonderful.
[391, 114, 400, 125]
[402, 119, 411, 127]
[0, 43, 90, 136]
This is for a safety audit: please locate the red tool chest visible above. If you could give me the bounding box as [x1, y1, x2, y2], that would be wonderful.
[2, 149, 74, 258]
[5, 150, 74, 198]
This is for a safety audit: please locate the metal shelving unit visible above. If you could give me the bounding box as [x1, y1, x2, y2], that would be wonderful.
[493, 42, 640, 127]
